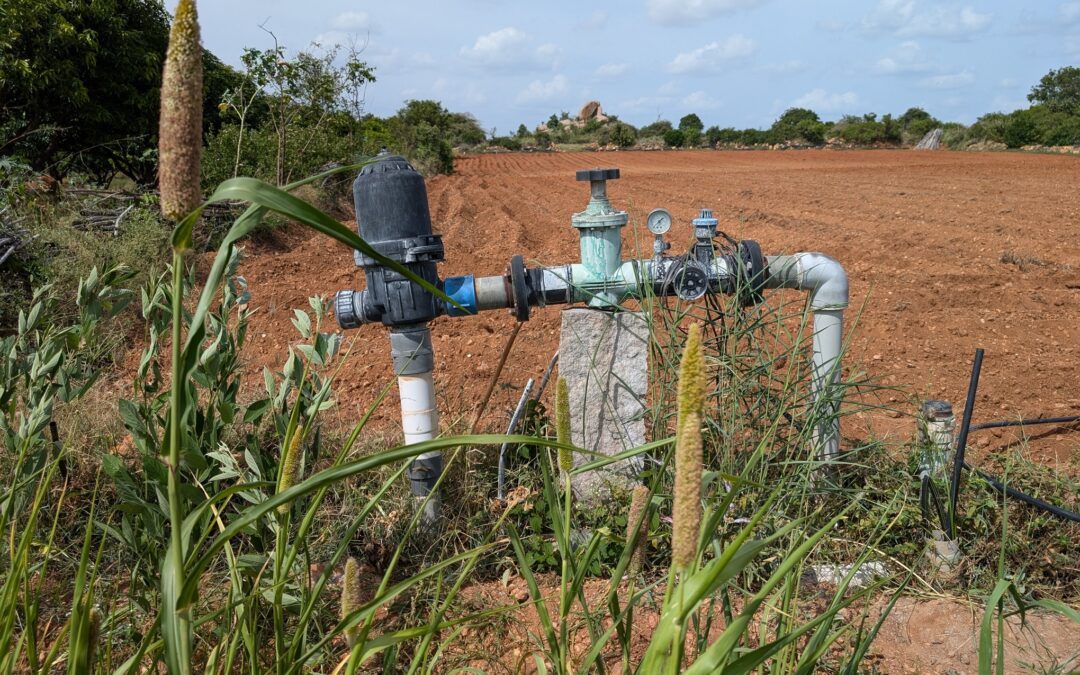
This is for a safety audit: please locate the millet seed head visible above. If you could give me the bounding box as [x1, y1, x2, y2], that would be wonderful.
[159, 0, 203, 222]
[671, 410, 703, 571]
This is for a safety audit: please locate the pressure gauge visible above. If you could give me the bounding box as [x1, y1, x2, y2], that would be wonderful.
[646, 208, 672, 235]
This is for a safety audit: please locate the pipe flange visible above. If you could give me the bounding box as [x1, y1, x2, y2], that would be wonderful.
[509, 255, 531, 321]
[738, 240, 768, 306]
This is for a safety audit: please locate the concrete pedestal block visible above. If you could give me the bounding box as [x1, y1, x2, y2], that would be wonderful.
[559, 308, 649, 503]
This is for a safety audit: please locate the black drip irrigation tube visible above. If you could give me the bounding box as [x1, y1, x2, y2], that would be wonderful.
[946, 348, 1080, 536]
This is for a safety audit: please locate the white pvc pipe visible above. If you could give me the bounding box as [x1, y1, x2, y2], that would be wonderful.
[811, 309, 843, 461]
[398, 370, 441, 526]
[766, 253, 849, 463]
[398, 371, 439, 453]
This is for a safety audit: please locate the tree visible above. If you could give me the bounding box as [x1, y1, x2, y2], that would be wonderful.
[547, 114, 559, 129]
[0, 0, 170, 183]
[769, 108, 824, 145]
[516, 124, 528, 138]
[237, 29, 375, 185]
[678, 113, 704, 147]
[663, 128, 686, 148]
[1028, 67, 1080, 115]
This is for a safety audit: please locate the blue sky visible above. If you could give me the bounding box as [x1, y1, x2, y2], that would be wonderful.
[199, 1, 1080, 134]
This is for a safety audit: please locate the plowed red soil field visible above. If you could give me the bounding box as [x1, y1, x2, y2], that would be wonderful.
[239, 149, 1080, 469]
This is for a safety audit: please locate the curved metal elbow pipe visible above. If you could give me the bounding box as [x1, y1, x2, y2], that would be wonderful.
[765, 253, 849, 311]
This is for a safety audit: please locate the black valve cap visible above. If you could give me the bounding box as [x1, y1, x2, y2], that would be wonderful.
[575, 168, 620, 182]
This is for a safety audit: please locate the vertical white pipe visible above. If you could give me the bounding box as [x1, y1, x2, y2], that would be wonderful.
[398, 371, 439, 448]
[765, 254, 849, 464]
[810, 309, 843, 462]
[397, 370, 442, 527]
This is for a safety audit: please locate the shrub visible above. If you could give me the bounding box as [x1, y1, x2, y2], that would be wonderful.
[596, 121, 637, 148]
[489, 136, 522, 151]
[639, 119, 673, 137]
[738, 128, 769, 145]
[769, 108, 825, 145]
[1002, 110, 1038, 148]
[662, 128, 686, 148]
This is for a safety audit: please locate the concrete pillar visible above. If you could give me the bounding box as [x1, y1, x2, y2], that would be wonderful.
[559, 308, 649, 503]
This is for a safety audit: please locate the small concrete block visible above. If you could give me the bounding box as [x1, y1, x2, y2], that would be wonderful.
[559, 308, 649, 503]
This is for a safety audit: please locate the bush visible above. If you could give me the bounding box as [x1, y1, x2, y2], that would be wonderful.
[489, 136, 522, 151]
[830, 114, 896, 145]
[1002, 110, 1038, 148]
[640, 120, 673, 137]
[738, 128, 769, 145]
[769, 108, 825, 145]
[663, 128, 686, 148]
[596, 121, 637, 148]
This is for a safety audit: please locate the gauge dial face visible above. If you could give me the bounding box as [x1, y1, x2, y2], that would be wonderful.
[646, 208, 672, 235]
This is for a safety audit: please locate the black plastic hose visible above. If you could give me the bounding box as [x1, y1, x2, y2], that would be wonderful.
[948, 348, 983, 537]
[970, 416, 1080, 432]
[949, 348, 1080, 528]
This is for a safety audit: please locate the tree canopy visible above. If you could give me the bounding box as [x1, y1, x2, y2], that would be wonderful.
[0, 0, 170, 183]
[1028, 66, 1080, 115]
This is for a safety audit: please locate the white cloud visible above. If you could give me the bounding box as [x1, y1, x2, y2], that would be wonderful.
[333, 10, 377, 33]
[658, 81, 681, 95]
[919, 71, 975, 89]
[682, 91, 723, 110]
[1060, 2, 1080, 23]
[535, 43, 561, 68]
[792, 89, 859, 112]
[516, 74, 568, 103]
[578, 9, 608, 29]
[312, 31, 348, 48]
[862, 1, 991, 39]
[461, 27, 528, 63]
[874, 41, 935, 74]
[595, 63, 628, 77]
[668, 35, 757, 73]
[648, 0, 770, 25]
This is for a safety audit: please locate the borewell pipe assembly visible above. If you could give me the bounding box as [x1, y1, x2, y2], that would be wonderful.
[335, 153, 849, 523]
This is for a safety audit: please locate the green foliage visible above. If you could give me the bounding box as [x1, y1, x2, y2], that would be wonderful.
[515, 123, 528, 138]
[769, 108, 826, 145]
[0, 0, 170, 184]
[1028, 66, 1080, 115]
[898, 107, 941, 139]
[678, 113, 704, 147]
[830, 113, 900, 145]
[388, 100, 481, 174]
[533, 130, 552, 148]
[1002, 110, 1039, 148]
[596, 121, 638, 148]
[663, 128, 687, 148]
[489, 136, 522, 151]
[640, 119, 673, 138]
